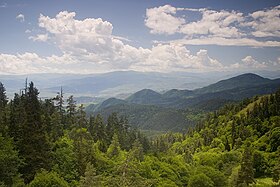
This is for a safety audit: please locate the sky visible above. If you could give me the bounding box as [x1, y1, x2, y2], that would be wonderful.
[0, 0, 280, 74]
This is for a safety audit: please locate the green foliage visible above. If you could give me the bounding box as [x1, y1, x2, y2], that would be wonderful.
[196, 166, 227, 187]
[28, 170, 69, 187]
[52, 135, 79, 184]
[188, 173, 214, 187]
[107, 133, 121, 159]
[79, 163, 103, 187]
[0, 134, 23, 186]
[237, 143, 255, 186]
[0, 81, 279, 186]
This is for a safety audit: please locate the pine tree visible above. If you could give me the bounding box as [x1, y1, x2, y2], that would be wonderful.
[70, 127, 93, 176]
[130, 138, 144, 161]
[0, 82, 7, 109]
[237, 142, 255, 186]
[8, 93, 25, 145]
[79, 163, 103, 187]
[66, 95, 76, 126]
[0, 82, 8, 135]
[53, 86, 65, 123]
[89, 114, 106, 143]
[77, 104, 87, 128]
[107, 133, 121, 158]
[19, 82, 51, 183]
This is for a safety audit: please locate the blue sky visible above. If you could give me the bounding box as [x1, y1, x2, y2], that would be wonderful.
[0, 0, 279, 74]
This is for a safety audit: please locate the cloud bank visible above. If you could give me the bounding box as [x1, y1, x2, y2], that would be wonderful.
[1, 5, 279, 74]
[145, 5, 280, 47]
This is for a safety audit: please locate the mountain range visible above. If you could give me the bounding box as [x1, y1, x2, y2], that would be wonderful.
[85, 73, 280, 132]
[1, 70, 280, 100]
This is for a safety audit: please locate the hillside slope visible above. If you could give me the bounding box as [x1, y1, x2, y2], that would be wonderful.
[195, 73, 272, 94]
[86, 73, 280, 132]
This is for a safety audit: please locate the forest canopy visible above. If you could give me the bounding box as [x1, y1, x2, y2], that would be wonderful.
[0, 81, 279, 186]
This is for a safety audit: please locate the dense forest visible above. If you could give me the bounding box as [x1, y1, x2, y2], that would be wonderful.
[0, 81, 280, 186]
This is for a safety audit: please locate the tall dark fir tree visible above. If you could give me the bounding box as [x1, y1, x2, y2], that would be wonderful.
[19, 82, 51, 183]
[0, 82, 8, 134]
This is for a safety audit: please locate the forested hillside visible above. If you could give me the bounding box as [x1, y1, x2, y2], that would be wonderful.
[86, 73, 280, 132]
[0, 81, 280, 186]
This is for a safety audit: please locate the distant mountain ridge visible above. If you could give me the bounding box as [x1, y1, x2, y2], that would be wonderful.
[126, 89, 162, 105]
[195, 73, 272, 94]
[86, 73, 280, 132]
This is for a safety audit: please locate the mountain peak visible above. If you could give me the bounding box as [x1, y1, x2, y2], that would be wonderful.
[126, 89, 162, 104]
[196, 73, 271, 94]
[231, 73, 266, 80]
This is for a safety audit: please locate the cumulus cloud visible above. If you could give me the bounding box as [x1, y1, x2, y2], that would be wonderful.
[246, 5, 280, 37]
[1, 10, 224, 74]
[230, 56, 267, 69]
[16, 14, 25, 22]
[145, 5, 280, 47]
[241, 56, 267, 68]
[2, 10, 279, 74]
[145, 5, 244, 37]
[132, 44, 223, 72]
[0, 53, 45, 74]
[145, 5, 185, 35]
[180, 9, 244, 38]
[35, 11, 150, 69]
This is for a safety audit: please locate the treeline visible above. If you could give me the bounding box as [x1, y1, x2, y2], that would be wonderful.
[0, 81, 280, 186]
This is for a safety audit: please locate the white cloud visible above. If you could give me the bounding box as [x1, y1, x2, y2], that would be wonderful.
[230, 56, 267, 69]
[180, 9, 244, 38]
[29, 34, 49, 42]
[145, 5, 280, 47]
[16, 14, 25, 22]
[25, 29, 31, 33]
[1, 11, 151, 74]
[2, 9, 224, 74]
[145, 5, 244, 38]
[169, 37, 280, 47]
[246, 5, 280, 37]
[0, 53, 44, 74]
[35, 11, 149, 69]
[132, 43, 223, 72]
[145, 5, 185, 35]
[2, 10, 279, 74]
[241, 56, 267, 68]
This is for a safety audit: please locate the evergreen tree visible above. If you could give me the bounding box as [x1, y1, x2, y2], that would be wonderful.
[77, 104, 87, 128]
[70, 128, 93, 176]
[53, 86, 65, 123]
[0, 134, 23, 186]
[66, 95, 76, 126]
[79, 163, 103, 187]
[0, 82, 8, 135]
[107, 133, 121, 158]
[88, 114, 106, 144]
[272, 148, 280, 184]
[28, 170, 69, 187]
[0, 82, 7, 109]
[52, 135, 79, 184]
[19, 82, 51, 183]
[8, 93, 25, 145]
[130, 138, 144, 161]
[237, 142, 255, 186]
